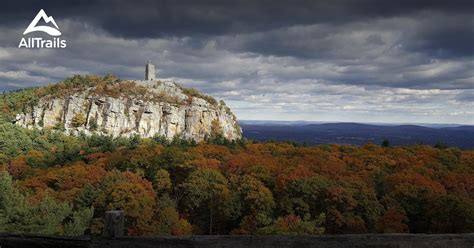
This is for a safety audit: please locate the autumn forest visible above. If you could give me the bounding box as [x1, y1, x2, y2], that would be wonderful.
[0, 121, 473, 236]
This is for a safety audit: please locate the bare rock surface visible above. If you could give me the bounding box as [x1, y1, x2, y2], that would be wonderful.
[15, 80, 242, 141]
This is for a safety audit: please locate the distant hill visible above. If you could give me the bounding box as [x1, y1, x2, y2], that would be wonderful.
[240, 121, 474, 148]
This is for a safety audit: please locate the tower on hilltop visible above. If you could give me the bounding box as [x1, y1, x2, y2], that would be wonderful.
[145, 61, 155, 80]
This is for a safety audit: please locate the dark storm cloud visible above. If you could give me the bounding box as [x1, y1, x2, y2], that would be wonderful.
[1, 0, 473, 59]
[1, 0, 473, 34]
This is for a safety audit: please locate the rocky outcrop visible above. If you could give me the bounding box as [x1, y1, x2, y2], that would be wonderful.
[15, 80, 242, 141]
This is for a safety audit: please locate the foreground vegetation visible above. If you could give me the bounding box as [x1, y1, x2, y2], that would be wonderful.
[0, 120, 473, 236]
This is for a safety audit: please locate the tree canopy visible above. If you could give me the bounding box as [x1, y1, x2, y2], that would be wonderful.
[0, 121, 473, 236]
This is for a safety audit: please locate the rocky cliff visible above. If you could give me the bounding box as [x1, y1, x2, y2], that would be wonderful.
[14, 77, 242, 141]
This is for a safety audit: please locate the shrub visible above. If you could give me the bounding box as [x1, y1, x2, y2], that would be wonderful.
[71, 113, 86, 128]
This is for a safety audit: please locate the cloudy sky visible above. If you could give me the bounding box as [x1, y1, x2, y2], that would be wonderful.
[0, 0, 473, 124]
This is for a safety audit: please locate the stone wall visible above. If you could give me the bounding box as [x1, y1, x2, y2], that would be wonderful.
[1, 233, 473, 248]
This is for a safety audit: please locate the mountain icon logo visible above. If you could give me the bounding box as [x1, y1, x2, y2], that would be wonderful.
[23, 9, 61, 36]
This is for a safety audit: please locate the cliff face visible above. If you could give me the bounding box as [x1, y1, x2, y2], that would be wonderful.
[15, 80, 242, 141]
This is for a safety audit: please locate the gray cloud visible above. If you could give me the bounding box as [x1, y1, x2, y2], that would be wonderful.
[0, 0, 472, 124]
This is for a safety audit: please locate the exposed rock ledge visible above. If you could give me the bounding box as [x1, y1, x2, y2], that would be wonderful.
[15, 80, 242, 141]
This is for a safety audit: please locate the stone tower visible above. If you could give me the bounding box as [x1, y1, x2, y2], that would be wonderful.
[145, 61, 155, 80]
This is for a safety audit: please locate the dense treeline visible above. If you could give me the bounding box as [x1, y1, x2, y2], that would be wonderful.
[0, 120, 473, 236]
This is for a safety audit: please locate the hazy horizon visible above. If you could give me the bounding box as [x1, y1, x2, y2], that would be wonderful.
[238, 119, 473, 126]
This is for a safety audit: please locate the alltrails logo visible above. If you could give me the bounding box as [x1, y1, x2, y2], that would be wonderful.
[18, 9, 67, 49]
